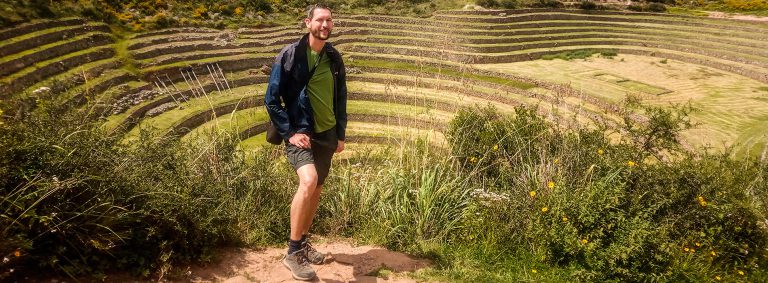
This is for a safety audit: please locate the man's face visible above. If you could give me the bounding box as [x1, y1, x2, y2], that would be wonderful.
[305, 8, 333, 41]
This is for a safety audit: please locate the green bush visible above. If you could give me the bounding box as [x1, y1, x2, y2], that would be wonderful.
[647, 2, 668, 12]
[0, 101, 293, 280]
[579, 0, 599, 9]
[441, 104, 768, 281]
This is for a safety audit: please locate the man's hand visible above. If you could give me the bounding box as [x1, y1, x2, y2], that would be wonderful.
[335, 140, 345, 153]
[289, 133, 311, 149]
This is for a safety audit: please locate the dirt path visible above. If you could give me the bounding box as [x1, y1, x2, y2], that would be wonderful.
[707, 11, 768, 22]
[182, 240, 431, 283]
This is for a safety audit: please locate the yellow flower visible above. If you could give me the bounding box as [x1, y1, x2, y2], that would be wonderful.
[531, 269, 537, 273]
[581, 239, 588, 244]
[737, 270, 745, 276]
[529, 191, 537, 198]
[541, 207, 549, 213]
[562, 216, 568, 222]
[627, 160, 636, 167]
[715, 275, 721, 281]
[547, 181, 555, 189]
[684, 247, 690, 252]
[597, 149, 604, 155]
[690, 249, 696, 253]
[13, 250, 20, 257]
[493, 144, 499, 151]
[711, 251, 717, 256]
[699, 200, 708, 207]
[695, 242, 701, 247]
[470, 157, 478, 163]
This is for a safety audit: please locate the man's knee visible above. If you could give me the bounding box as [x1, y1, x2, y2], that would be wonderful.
[297, 164, 319, 190]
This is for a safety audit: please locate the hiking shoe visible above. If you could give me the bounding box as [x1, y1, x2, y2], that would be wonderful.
[303, 238, 326, 265]
[282, 249, 316, 281]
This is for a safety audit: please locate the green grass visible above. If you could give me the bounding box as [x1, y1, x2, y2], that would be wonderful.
[119, 86, 265, 142]
[1, 45, 114, 86]
[542, 49, 618, 60]
[0, 22, 107, 47]
[351, 59, 535, 90]
[0, 32, 113, 63]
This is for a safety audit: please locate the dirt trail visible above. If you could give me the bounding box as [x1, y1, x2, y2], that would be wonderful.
[707, 11, 768, 22]
[185, 240, 431, 283]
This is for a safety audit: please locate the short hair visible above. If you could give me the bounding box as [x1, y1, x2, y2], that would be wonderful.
[306, 3, 332, 20]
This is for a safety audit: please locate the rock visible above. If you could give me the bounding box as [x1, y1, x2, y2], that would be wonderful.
[260, 65, 271, 75]
[32, 87, 51, 95]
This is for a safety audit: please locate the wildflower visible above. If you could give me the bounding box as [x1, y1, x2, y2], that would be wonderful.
[469, 157, 478, 163]
[699, 200, 708, 207]
[531, 269, 537, 273]
[697, 196, 704, 202]
[13, 250, 20, 257]
[547, 181, 555, 189]
[562, 216, 568, 222]
[684, 247, 690, 252]
[597, 149, 604, 155]
[695, 242, 701, 247]
[529, 191, 536, 198]
[737, 270, 745, 276]
[627, 160, 636, 167]
[715, 275, 721, 281]
[493, 144, 499, 151]
[690, 249, 696, 253]
[711, 251, 717, 256]
[541, 207, 549, 213]
[581, 239, 588, 244]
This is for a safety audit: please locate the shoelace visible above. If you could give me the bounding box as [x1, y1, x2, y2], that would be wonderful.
[293, 248, 310, 266]
[305, 241, 318, 254]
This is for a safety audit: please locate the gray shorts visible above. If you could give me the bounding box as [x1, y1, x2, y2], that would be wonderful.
[285, 127, 338, 185]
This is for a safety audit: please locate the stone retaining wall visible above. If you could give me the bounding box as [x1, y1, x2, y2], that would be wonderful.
[0, 23, 110, 58]
[0, 47, 115, 97]
[0, 33, 114, 77]
[0, 18, 86, 41]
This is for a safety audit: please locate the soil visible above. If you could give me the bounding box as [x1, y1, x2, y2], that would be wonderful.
[707, 11, 768, 22]
[177, 239, 431, 283]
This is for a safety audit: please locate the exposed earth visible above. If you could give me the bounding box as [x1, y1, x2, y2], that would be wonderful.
[170, 240, 429, 283]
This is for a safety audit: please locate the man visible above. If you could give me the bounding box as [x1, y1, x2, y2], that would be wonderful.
[264, 3, 347, 281]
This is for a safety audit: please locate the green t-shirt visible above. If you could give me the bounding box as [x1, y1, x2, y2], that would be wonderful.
[306, 46, 336, 133]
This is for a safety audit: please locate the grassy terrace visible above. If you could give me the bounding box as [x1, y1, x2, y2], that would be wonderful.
[343, 45, 768, 83]
[0, 32, 113, 64]
[117, 84, 266, 143]
[340, 18, 767, 41]
[339, 39, 768, 67]
[17, 58, 120, 97]
[0, 22, 109, 50]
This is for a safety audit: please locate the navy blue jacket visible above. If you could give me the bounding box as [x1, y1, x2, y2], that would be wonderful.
[264, 34, 347, 141]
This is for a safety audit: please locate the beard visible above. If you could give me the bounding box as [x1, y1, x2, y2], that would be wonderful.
[310, 27, 331, 40]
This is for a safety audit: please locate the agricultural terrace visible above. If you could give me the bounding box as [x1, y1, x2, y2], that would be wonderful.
[2, 6, 768, 282]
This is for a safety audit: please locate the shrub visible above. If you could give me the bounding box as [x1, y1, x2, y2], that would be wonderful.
[647, 2, 668, 12]
[627, 4, 645, 11]
[500, 0, 519, 9]
[476, 0, 500, 8]
[579, 0, 599, 9]
[0, 100, 293, 280]
[444, 105, 768, 281]
[532, 0, 565, 8]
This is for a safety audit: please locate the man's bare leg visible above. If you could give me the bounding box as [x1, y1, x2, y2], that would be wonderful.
[290, 164, 318, 241]
[302, 184, 323, 235]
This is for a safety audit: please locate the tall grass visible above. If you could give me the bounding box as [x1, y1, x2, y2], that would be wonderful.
[0, 100, 295, 280]
[2, 94, 767, 282]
